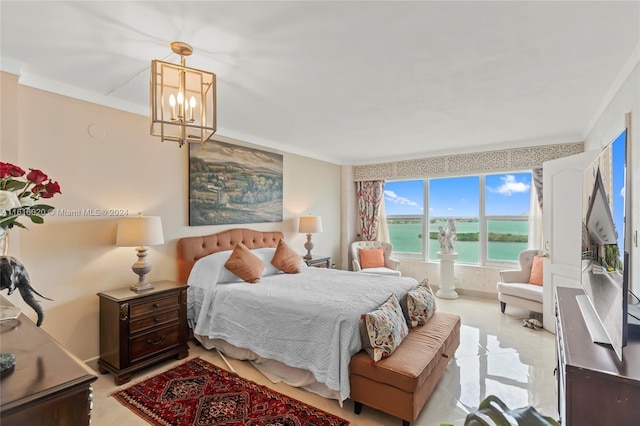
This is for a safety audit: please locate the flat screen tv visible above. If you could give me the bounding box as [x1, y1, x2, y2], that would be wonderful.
[580, 128, 632, 361]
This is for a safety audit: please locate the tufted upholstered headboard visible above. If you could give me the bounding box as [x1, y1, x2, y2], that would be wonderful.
[177, 228, 284, 284]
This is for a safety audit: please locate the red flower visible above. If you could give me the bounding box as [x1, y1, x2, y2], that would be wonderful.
[1, 162, 60, 230]
[0, 162, 26, 178]
[26, 168, 48, 183]
[41, 180, 61, 198]
[32, 183, 45, 195]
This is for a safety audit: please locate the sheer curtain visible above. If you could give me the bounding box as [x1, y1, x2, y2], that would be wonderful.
[356, 180, 385, 241]
[528, 168, 544, 250]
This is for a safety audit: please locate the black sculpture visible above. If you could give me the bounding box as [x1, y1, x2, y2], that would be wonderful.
[0, 256, 52, 326]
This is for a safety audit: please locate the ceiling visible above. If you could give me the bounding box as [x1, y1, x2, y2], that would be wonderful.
[1, 1, 638, 165]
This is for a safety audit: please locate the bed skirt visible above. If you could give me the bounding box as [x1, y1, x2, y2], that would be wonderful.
[195, 334, 343, 402]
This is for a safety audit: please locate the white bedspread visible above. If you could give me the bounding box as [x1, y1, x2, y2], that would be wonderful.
[187, 256, 417, 402]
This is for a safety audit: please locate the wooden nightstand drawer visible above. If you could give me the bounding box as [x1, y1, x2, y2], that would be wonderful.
[129, 309, 180, 333]
[98, 281, 189, 385]
[130, 325, 180, 363]
[130, 294, 179, 317]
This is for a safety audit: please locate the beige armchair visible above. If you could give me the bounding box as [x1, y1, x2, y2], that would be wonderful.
[351, 241, 401, 276]
[497, 249, 543, 315]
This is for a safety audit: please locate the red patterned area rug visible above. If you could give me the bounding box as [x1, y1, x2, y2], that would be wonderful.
[112, 357, 349, 426]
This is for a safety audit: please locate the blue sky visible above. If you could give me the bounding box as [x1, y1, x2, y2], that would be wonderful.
[384, 173, 532, 217]
[611, 130, 626, 251]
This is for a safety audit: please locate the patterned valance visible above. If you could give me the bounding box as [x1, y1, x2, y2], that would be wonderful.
[352, 142, 583, 181]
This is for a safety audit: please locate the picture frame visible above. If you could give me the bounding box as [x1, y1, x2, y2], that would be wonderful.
[189, 140, 283, 226]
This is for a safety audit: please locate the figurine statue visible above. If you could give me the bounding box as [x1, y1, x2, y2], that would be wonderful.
[438, 226, 448, 253]
[446, 219, 457, 251]
[438, 219, 457, 254]
[0, 256, 51, 326]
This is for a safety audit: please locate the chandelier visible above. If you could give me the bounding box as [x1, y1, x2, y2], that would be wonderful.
[150, 42, 216, 147]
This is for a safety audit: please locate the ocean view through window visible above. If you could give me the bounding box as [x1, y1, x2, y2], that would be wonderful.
[385, 172, 532, 264]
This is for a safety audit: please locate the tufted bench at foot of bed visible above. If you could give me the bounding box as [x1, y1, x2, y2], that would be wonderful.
[349, 311, 461, 426]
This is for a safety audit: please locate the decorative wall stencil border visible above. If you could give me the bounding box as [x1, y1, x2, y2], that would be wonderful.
[352, 142, 584, 181]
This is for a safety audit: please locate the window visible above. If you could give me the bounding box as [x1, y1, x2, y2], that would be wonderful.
[385, 172, 531, 265]
[385, 180, 424, 255]
[485, 173, 531, 262]
[429, 176, 479, 263]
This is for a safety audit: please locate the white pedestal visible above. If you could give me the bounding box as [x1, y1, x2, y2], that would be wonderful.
[436, 252, 459, 299]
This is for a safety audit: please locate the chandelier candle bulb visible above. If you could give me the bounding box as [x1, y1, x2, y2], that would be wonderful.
[177, 91, 184, 119]
[189, 96, 196, 122]
[169, 94, 176, 120]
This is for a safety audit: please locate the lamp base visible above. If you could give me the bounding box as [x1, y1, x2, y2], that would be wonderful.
[130, 282, 155, 292]
[130, 246, 155, 292]
[304, 234, 314, 260]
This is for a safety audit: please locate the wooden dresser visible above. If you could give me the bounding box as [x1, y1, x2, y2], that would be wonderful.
[97, 281, 189, 385]
[0, 296, 97, 425]
[555, 287, 640, 425]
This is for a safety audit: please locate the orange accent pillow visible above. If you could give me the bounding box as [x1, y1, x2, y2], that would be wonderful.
[529, 256, 544, 286]
[359, 248, 385, 268]
[224, 243, 264, 283]
[271, 239, 301, 274]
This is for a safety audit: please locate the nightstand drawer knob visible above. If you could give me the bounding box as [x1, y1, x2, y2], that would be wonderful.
[147, 335, 165, 346]
[154, 317, 160, 323]
[153, 303, 160, 308]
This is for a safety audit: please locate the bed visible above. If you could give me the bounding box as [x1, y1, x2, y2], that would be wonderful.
[180, 228, 419, 402]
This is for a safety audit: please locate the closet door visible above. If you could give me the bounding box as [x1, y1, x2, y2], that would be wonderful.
[542, 150, 599, 332]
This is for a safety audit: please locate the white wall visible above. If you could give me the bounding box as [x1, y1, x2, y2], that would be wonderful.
[401, 260, 502, 297]
[1, 72, 342, 361]
[583, 60, 639, 294]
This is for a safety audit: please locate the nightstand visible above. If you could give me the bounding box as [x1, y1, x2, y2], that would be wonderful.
[97, 281, 189, 385]
[304, 255, 331, 268]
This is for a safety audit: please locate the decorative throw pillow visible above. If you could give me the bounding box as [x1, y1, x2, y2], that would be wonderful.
[363, 294, 409, 362]
[224, 243, 264, 283]
[271, 239, 301, 274]
[529, 256, 544, 286]
[406, 280, 437, 328]
[359, 248, 385, 268]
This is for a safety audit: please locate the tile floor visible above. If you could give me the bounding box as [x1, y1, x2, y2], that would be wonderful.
[90, 295, 557, 426]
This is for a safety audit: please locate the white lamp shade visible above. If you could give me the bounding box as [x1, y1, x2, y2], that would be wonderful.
[299, 215, 323, 234]
[116, 216, 165, 247]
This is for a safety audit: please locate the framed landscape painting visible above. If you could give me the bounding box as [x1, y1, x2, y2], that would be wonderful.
[189, 141, 283, 226]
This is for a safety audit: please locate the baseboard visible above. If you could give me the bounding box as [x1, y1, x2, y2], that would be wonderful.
[431, 285, 497, 300]
[457, 288, 498, 300]
[83, 355, 100, 372]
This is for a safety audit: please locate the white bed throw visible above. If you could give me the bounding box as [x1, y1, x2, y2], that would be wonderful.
[188, 261, 417, 402]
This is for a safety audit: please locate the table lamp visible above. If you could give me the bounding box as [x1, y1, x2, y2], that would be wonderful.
[299, 215, 323, 260]
[116, 214, 165, 291]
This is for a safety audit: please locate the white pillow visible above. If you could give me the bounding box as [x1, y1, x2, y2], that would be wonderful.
[189, 247, 284, 286]
[188, 250, 237, 289]
[252, 247, 283, 277]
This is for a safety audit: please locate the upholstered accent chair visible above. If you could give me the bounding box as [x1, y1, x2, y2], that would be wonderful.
[351, 241, 401, 277]
[497, 249, 543, 315]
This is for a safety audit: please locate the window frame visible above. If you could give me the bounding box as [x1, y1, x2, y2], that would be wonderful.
[385, 171, 532, 267]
